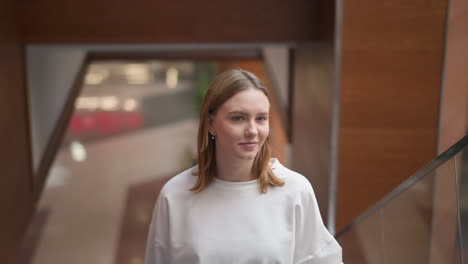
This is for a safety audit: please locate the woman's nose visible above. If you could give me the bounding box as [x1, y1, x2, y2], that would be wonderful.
[245, 121, 258, 137]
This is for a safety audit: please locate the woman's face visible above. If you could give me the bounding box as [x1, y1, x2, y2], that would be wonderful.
[209, 88, 270, 161]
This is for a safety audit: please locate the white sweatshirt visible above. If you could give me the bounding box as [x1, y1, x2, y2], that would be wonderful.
[145, 159, 342, 264]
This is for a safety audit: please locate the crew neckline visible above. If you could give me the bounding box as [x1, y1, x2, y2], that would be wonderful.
[211, 158, 280, 190]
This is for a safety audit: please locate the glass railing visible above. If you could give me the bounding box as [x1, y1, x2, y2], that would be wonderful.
[336, 135, 468, 264]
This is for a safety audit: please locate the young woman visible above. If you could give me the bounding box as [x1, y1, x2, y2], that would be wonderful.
[145, 69, 342, 264]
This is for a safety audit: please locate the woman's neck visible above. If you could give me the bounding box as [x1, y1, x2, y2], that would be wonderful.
[215, 154, 256, 182]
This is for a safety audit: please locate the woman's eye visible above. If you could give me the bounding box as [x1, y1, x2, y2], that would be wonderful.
[232, 116, 244, 121]
[257, 116, 268, 121]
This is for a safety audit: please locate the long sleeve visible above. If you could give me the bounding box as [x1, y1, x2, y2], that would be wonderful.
[293, 181, 342, 264]
[144, 193, 170, 264]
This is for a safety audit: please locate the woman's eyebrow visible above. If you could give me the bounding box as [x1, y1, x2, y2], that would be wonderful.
[227, 111, 269, 115]
[228, 111, 247, 115]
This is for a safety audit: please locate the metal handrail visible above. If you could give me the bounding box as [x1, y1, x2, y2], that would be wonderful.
[335, 135, 468, 238]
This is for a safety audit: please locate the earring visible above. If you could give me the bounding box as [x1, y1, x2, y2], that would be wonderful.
[211, 135, 215, 140]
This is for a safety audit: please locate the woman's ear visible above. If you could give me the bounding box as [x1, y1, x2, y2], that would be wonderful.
[208, 114, 216, 136]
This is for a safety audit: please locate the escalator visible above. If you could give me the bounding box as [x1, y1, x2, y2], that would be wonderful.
[336, 135, 468, 264]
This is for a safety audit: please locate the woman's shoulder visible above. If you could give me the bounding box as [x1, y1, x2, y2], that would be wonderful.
[272, 159, 314, 192]
[159, 165, 198, 198]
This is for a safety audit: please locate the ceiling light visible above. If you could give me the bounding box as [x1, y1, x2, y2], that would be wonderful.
[123, 98, 138, 112]
[166, 67, 178, 88]
[124, 63, 151, 84]
[75, 96, 99, 111]
[70, 141, 87, 162]
[100, 96, 119, 111]
[84, 66, 109, 85]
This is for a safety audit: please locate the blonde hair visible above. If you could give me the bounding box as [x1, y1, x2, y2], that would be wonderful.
[191, 68, 284, 193]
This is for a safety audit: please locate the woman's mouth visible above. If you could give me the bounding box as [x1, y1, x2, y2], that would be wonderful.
[239, 142, 257, 148]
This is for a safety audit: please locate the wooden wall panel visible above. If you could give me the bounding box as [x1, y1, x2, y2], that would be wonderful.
[0, 0, 34, 262]
[20, 0, 317, 43]
[337, 1, 447, 230]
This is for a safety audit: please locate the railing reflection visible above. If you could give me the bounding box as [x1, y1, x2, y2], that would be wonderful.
[336, 136, 468, 264]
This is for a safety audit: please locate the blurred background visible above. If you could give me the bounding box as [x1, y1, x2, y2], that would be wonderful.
[1, 0, 467, 263]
